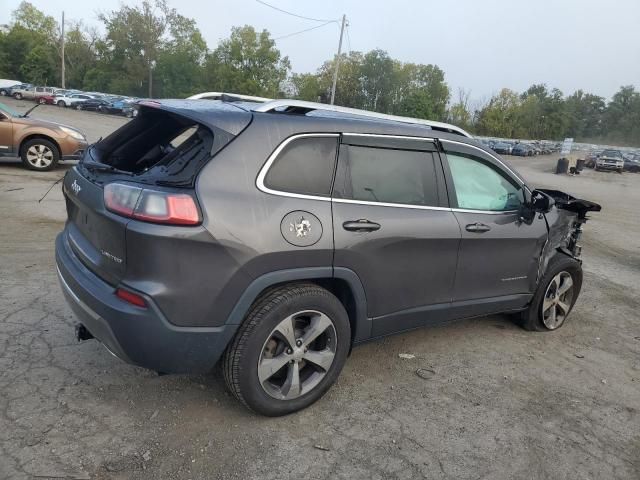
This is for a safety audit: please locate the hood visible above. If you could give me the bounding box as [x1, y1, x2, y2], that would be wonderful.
[11, 116, 78, 133]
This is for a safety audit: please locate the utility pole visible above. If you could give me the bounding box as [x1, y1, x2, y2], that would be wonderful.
[330, 14, 346, 105]
[60, 11, 65, 89]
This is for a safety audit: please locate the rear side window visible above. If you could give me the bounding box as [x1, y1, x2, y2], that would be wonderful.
[264, 136, 338, 197]
[339, 145, 439, 207]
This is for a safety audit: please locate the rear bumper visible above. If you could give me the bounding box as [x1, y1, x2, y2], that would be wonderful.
[55, 232, 238, 373]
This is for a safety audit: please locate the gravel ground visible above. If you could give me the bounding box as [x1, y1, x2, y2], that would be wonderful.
[1, 97, 639, 480]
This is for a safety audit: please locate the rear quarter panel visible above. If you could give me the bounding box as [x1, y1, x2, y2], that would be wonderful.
[195, 116, 335, 327]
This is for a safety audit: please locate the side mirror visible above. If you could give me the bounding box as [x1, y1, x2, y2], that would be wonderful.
[530, 190, 554, 213]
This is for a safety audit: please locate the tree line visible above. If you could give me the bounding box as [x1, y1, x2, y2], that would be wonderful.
[1, 1, 638, 146]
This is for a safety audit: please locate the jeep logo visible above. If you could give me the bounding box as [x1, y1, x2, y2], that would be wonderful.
[71, 179, 81, 195]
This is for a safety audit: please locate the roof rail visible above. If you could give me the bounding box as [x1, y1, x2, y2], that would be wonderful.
[253, 99, 472, 138]
[187, 92, 272, 103]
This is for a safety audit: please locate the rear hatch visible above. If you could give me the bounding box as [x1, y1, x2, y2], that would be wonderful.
[62, 100, 252, 285]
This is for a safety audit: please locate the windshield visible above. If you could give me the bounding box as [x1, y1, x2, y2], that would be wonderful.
[0, 102, 20, 118]
[602, 150, 622, 158]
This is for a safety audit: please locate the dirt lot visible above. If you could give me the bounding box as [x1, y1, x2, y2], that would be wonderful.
[1, 97, 639, 480]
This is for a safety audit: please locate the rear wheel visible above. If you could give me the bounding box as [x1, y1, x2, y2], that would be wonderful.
[57, 100, 66, 107]
[21, 138, 60, 171]
[38, 97, 47, 104]
[13, 92, 22, 100]
[516, 255, 582, 332]
[223, 283, 350, 416]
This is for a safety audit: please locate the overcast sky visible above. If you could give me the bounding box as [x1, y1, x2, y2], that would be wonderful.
[2, 0, 639, 101]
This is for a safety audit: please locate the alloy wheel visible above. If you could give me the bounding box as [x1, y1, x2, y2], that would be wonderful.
[26, 144, 54, 169]
[258, 310, 337, 400]
[541, 271, 574, 329]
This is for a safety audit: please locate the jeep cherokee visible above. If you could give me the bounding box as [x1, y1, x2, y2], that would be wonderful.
[55, 99, 600, 416]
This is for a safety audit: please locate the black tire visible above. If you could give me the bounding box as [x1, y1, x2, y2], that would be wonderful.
[38, 97, 46, 104]
[0, 90, 6, 96]
[223, 283, 350, 416]
[57, 100, 66, 107]
[75, 104, 83, 110]
[20, 138, 60, 171]
[13, 92, 22, 100]
[516, 254, 582, 332]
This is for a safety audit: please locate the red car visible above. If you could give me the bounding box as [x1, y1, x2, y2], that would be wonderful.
[35, 94, 56, 105]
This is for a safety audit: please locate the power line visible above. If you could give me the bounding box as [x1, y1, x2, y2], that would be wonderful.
[255, 0, 338, 23]
[273, 20, 336, 41]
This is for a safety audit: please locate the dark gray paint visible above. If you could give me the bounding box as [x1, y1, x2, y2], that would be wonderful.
[55, 106, 596, 374]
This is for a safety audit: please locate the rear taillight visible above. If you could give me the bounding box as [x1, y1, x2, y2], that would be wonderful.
[104, 183, 200, 226]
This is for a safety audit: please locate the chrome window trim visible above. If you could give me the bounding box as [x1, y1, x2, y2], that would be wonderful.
[256, 133, 340, 202]
[256, 133, 525, 215]
[451, 208, 519, 215]
[342, 132, 436, 142]
[333, 198, 451, 212]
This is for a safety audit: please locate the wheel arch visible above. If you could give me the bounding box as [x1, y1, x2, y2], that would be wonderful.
[224, 267, 370, 346]
[19, 134, 61, 157]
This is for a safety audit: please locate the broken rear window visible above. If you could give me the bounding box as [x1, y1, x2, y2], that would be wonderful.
[79, 105, 244, 188]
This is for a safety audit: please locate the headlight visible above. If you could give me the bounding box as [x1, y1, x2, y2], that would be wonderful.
[59, 126, 86, 141]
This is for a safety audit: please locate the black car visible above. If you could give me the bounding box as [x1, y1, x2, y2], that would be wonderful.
[55, 99, 600, 415]
[623, 154, 640, 172]
[76, 98, 111, 111]
[492, 142, 511, 155]
[512, 144, 533, 156]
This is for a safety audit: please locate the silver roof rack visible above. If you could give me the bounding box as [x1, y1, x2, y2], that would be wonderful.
[253, 99, 472, 138]
[187, 92, 272, 103]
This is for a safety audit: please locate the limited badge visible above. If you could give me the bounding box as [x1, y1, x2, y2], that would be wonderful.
[280, 211, 322, 247]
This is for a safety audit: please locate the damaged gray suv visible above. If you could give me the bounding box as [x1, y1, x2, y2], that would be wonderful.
[55, 99, 601, 416]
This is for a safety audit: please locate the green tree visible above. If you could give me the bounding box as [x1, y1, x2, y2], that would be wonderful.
[476, 88, 521, 138]
[154, 14, 207, 97]
[204, 25, 290, 97]
[99, 0, 176, 97]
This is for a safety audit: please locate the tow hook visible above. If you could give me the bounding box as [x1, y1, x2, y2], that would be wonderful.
[75, 323, 94, 342]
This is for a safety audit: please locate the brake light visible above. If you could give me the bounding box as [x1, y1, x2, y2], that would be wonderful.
[104, 183, 200, 225]
[115, 288, 147, 308]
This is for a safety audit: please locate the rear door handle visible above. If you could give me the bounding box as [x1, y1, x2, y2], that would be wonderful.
[343, 219, 381, 232]
[465, 222, 491, 233]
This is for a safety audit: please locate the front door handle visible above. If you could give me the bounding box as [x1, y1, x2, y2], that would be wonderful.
[465, 222, 491, 233]
[343, 219, 381, 232]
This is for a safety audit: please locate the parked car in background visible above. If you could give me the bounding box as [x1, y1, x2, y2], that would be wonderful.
[0, 80, 22, 96]
[36, 94, 57, 105]
[512, 143, 533, 156]
[585, 150, 603, 168]
[76, 98, 110, 111]
[492, 142, 511, 155]
[103, 98, 137, 117]
[13, 86, 55, 100]
[623, 154, 640, 172]
[0, 102, 87, 171]
[54, 93, 96, 108]
[595, 149, 624, 173]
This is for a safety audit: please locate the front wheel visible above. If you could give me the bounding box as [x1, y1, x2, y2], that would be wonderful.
[38, 97, 46, 104]
[13, 92, 22, 100]
[516, 255, 582, 331]
[57, 100, 66, 107]
[223, 283, 350, 416]
[21, 138, 60, 171]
